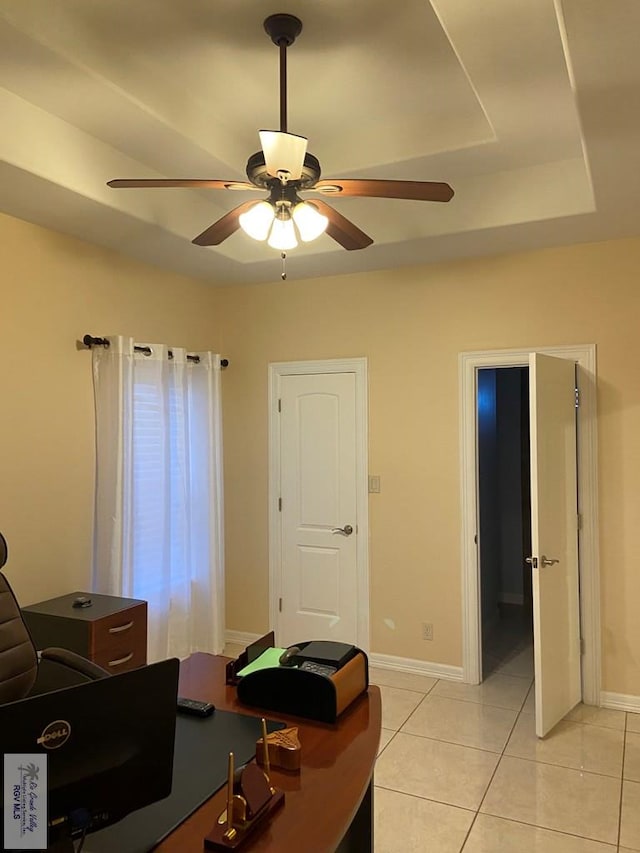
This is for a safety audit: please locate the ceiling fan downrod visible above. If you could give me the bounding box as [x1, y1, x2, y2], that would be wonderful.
[264, 14, 302, 134]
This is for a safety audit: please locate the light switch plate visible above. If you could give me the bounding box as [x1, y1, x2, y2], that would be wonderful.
[368, 475, 381, 493]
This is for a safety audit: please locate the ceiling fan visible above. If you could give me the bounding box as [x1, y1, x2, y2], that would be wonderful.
[107, 13, 454, 252]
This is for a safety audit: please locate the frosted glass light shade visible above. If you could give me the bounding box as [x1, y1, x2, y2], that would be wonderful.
[259, 130, 308, 180]
[292, 202, 329, 242]
[239, 201, 275, 241]
[268, 216, 298, 250]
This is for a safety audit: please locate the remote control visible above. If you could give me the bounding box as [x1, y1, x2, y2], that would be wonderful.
[176, 697, 215, 717]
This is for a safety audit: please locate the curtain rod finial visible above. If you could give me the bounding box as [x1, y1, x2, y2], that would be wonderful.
[83, 334, 110, 349]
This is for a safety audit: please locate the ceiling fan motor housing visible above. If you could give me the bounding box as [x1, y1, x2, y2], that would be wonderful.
[246, 150, 321, 189]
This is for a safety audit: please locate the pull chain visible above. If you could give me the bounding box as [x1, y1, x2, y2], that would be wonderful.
[281, 252, 287, 280]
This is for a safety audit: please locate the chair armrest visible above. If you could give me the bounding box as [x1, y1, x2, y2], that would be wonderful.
[39, 647, 110, 680]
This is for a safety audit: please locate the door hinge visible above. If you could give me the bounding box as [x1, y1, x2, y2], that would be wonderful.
[580, 637, 585, 655]
[278, 398, 281, 413]
[577, 512, 583, 530]
[278, 497, 282, 512]
[575, 387, 580, 408]
[279, 597, 282, 613]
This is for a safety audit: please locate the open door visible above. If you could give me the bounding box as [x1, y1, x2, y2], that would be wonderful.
[529, 353, 581, 737]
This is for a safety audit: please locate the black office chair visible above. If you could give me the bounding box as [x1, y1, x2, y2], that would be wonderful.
[0, 531, 108, 704]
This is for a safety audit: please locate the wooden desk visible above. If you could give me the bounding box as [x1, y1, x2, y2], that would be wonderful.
[156, 653, 381, 853]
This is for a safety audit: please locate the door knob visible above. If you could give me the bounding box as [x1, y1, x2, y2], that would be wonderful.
[331, 524, 353, 536]
[526, 555, 559, 568]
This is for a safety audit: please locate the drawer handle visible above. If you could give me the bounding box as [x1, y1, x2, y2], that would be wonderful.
[107, 652, 134, 668]
[108, 621, 134, 634]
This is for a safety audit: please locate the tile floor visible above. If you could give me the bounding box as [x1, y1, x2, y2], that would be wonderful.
[372, 643, 640, 852]
[223, 637, 640, 851]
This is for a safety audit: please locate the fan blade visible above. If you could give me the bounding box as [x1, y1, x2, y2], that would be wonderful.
[259, 130, 308, 180]
[107, 179, 261, 190]
[313, 179, 454, 202]
[311, 199, 373, 251]
[192, 200, 259, 246]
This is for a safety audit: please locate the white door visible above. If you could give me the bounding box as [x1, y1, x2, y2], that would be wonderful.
[529, 353, 581, 737]
[278, 372, 359, 647]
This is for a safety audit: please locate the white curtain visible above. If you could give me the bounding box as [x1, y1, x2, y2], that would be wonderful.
[91, 336, 225, 661]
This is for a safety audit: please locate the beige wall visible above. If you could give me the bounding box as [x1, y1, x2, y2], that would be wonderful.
[3, 207, 640, 697]
[218, 236, 640, 696]
[0, 212, 221, 605]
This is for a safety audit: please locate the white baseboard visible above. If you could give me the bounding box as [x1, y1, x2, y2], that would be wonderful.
[600, 691, 640, 714]
[369, 652, 463, 682]
[225, 630, 261, 648]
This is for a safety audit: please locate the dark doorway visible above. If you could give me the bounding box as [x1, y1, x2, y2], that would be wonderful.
[477, 367, 533, 678]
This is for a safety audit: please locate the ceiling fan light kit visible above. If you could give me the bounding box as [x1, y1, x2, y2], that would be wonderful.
[106, 12, 454, 257]
[238, 201, 275, 241]
[268, 212, 298, 251]
[292, 202, 329, 242]
[239, 197, 329, 250]
[238, 195, 328, 249]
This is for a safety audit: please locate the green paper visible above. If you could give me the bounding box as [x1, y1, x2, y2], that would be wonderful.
[237, 647, 287, 677]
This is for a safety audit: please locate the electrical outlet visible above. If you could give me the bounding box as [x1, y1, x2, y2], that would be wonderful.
[422, 622, 433, 641]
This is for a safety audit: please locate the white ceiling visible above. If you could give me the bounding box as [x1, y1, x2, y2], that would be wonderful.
[1, 0, 639, 284]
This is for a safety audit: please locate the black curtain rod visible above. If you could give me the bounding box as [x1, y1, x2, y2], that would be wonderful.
[82, 335, 229, 368]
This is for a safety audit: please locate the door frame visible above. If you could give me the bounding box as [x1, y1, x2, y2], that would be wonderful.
[268, 358, 370, 651]
[459, 344, 600, 705]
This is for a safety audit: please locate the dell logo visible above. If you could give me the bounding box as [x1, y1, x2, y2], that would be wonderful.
[37, 719, 71, 750]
